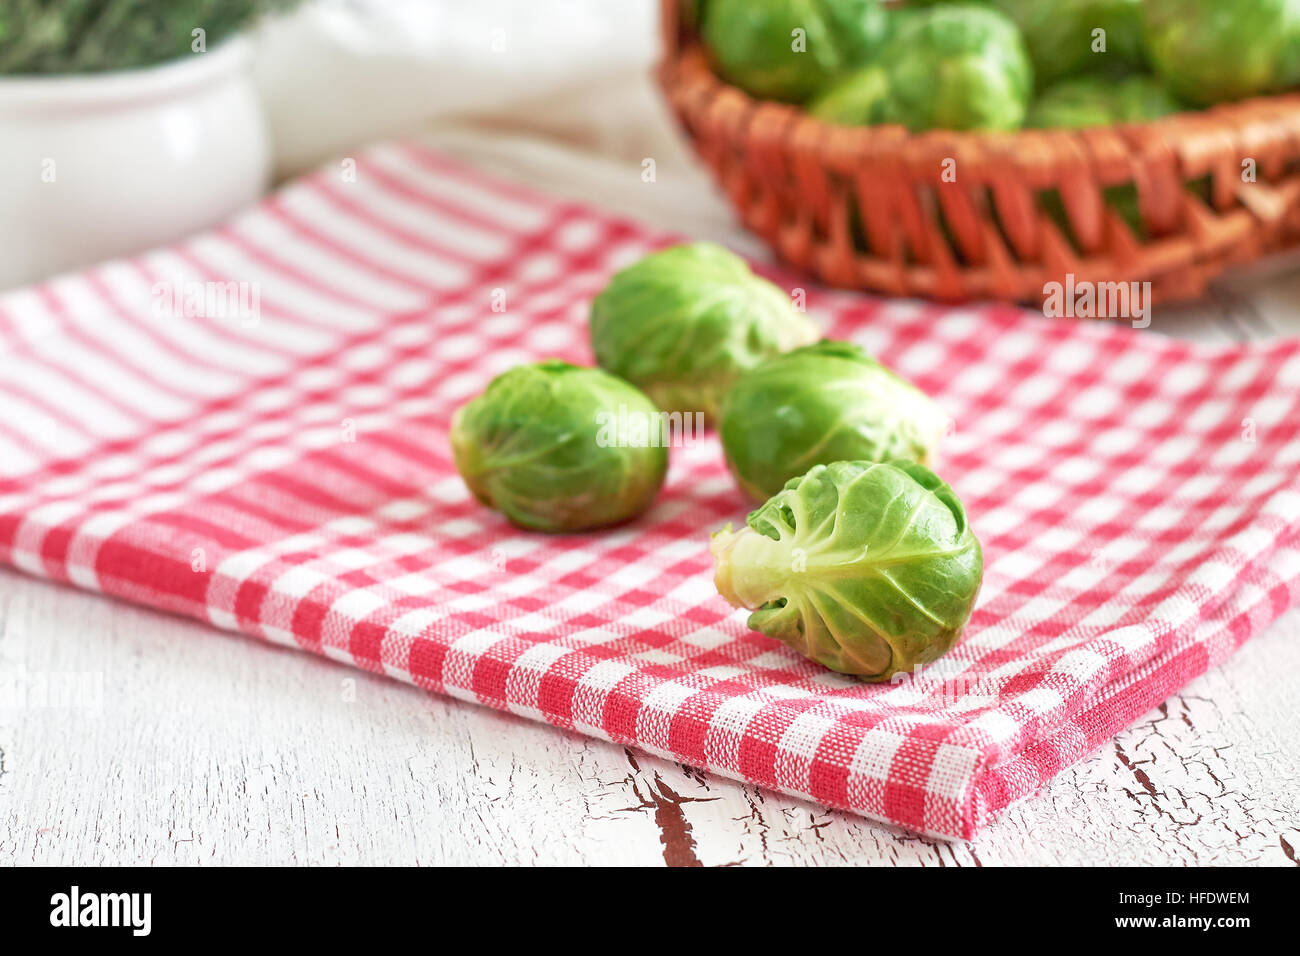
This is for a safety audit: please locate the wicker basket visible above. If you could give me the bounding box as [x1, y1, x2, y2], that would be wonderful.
[657, 0, 1300, 307]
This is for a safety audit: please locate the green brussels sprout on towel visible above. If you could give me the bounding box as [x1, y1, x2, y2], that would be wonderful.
[590, 243, 819, 422]
[451, 361, 667, 532]
[711, 459, 983, 681]
[719, 340, 950, 502]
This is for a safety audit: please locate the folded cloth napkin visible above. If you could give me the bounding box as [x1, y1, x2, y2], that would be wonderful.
[2, 143, 1298, 839]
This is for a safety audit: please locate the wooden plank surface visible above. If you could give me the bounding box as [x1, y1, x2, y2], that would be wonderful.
[2, 576, 1297, 866]
[1, 125, 1298, 867]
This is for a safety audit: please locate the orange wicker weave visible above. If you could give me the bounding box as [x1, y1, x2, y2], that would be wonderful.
[658, 0, 1300, 307]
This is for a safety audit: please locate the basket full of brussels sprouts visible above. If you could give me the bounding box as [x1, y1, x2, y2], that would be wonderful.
[660, 0, 1300, 307]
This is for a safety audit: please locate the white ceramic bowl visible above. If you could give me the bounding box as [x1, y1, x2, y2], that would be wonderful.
[0, 39, 269, 290]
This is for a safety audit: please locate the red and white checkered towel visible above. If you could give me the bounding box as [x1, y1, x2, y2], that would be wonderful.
[2, 143, 1298, 839]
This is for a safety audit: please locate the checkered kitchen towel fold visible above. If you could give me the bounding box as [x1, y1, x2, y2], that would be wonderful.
[2, 143, 1299, 840]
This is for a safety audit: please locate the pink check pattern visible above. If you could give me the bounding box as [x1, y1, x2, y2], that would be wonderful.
[2, 143, 1299, 839]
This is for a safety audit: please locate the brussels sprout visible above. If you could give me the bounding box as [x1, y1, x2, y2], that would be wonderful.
[807, 65, 890, 125]
[701, 0, 889, 102]
[590, 243, 819, 422]
[990, 0, 1145, 87]
[711, 459, 983, 680]
[878, 4, 1033, 131]
[719, 340, 949, 502]
[1142, 0, 1300, 105]
[450, 361, 667, 532]
[1027, 74, 1183, 128]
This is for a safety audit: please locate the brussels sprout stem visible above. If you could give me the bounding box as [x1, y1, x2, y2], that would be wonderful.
[710, 525, 791, 611]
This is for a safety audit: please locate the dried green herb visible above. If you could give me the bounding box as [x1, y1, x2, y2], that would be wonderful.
[0, 0, 295, 74]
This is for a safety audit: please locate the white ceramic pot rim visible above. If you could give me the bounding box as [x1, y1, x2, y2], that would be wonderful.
[0, 38, 251, 114]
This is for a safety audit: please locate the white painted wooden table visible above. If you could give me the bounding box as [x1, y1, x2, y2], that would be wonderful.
[2, 120, 1299, 867]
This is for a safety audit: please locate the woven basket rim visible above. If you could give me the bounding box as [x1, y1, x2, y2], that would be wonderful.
[664, 40, 1300, 180]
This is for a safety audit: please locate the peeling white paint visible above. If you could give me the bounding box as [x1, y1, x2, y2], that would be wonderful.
[1, 572, 1296, 866]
